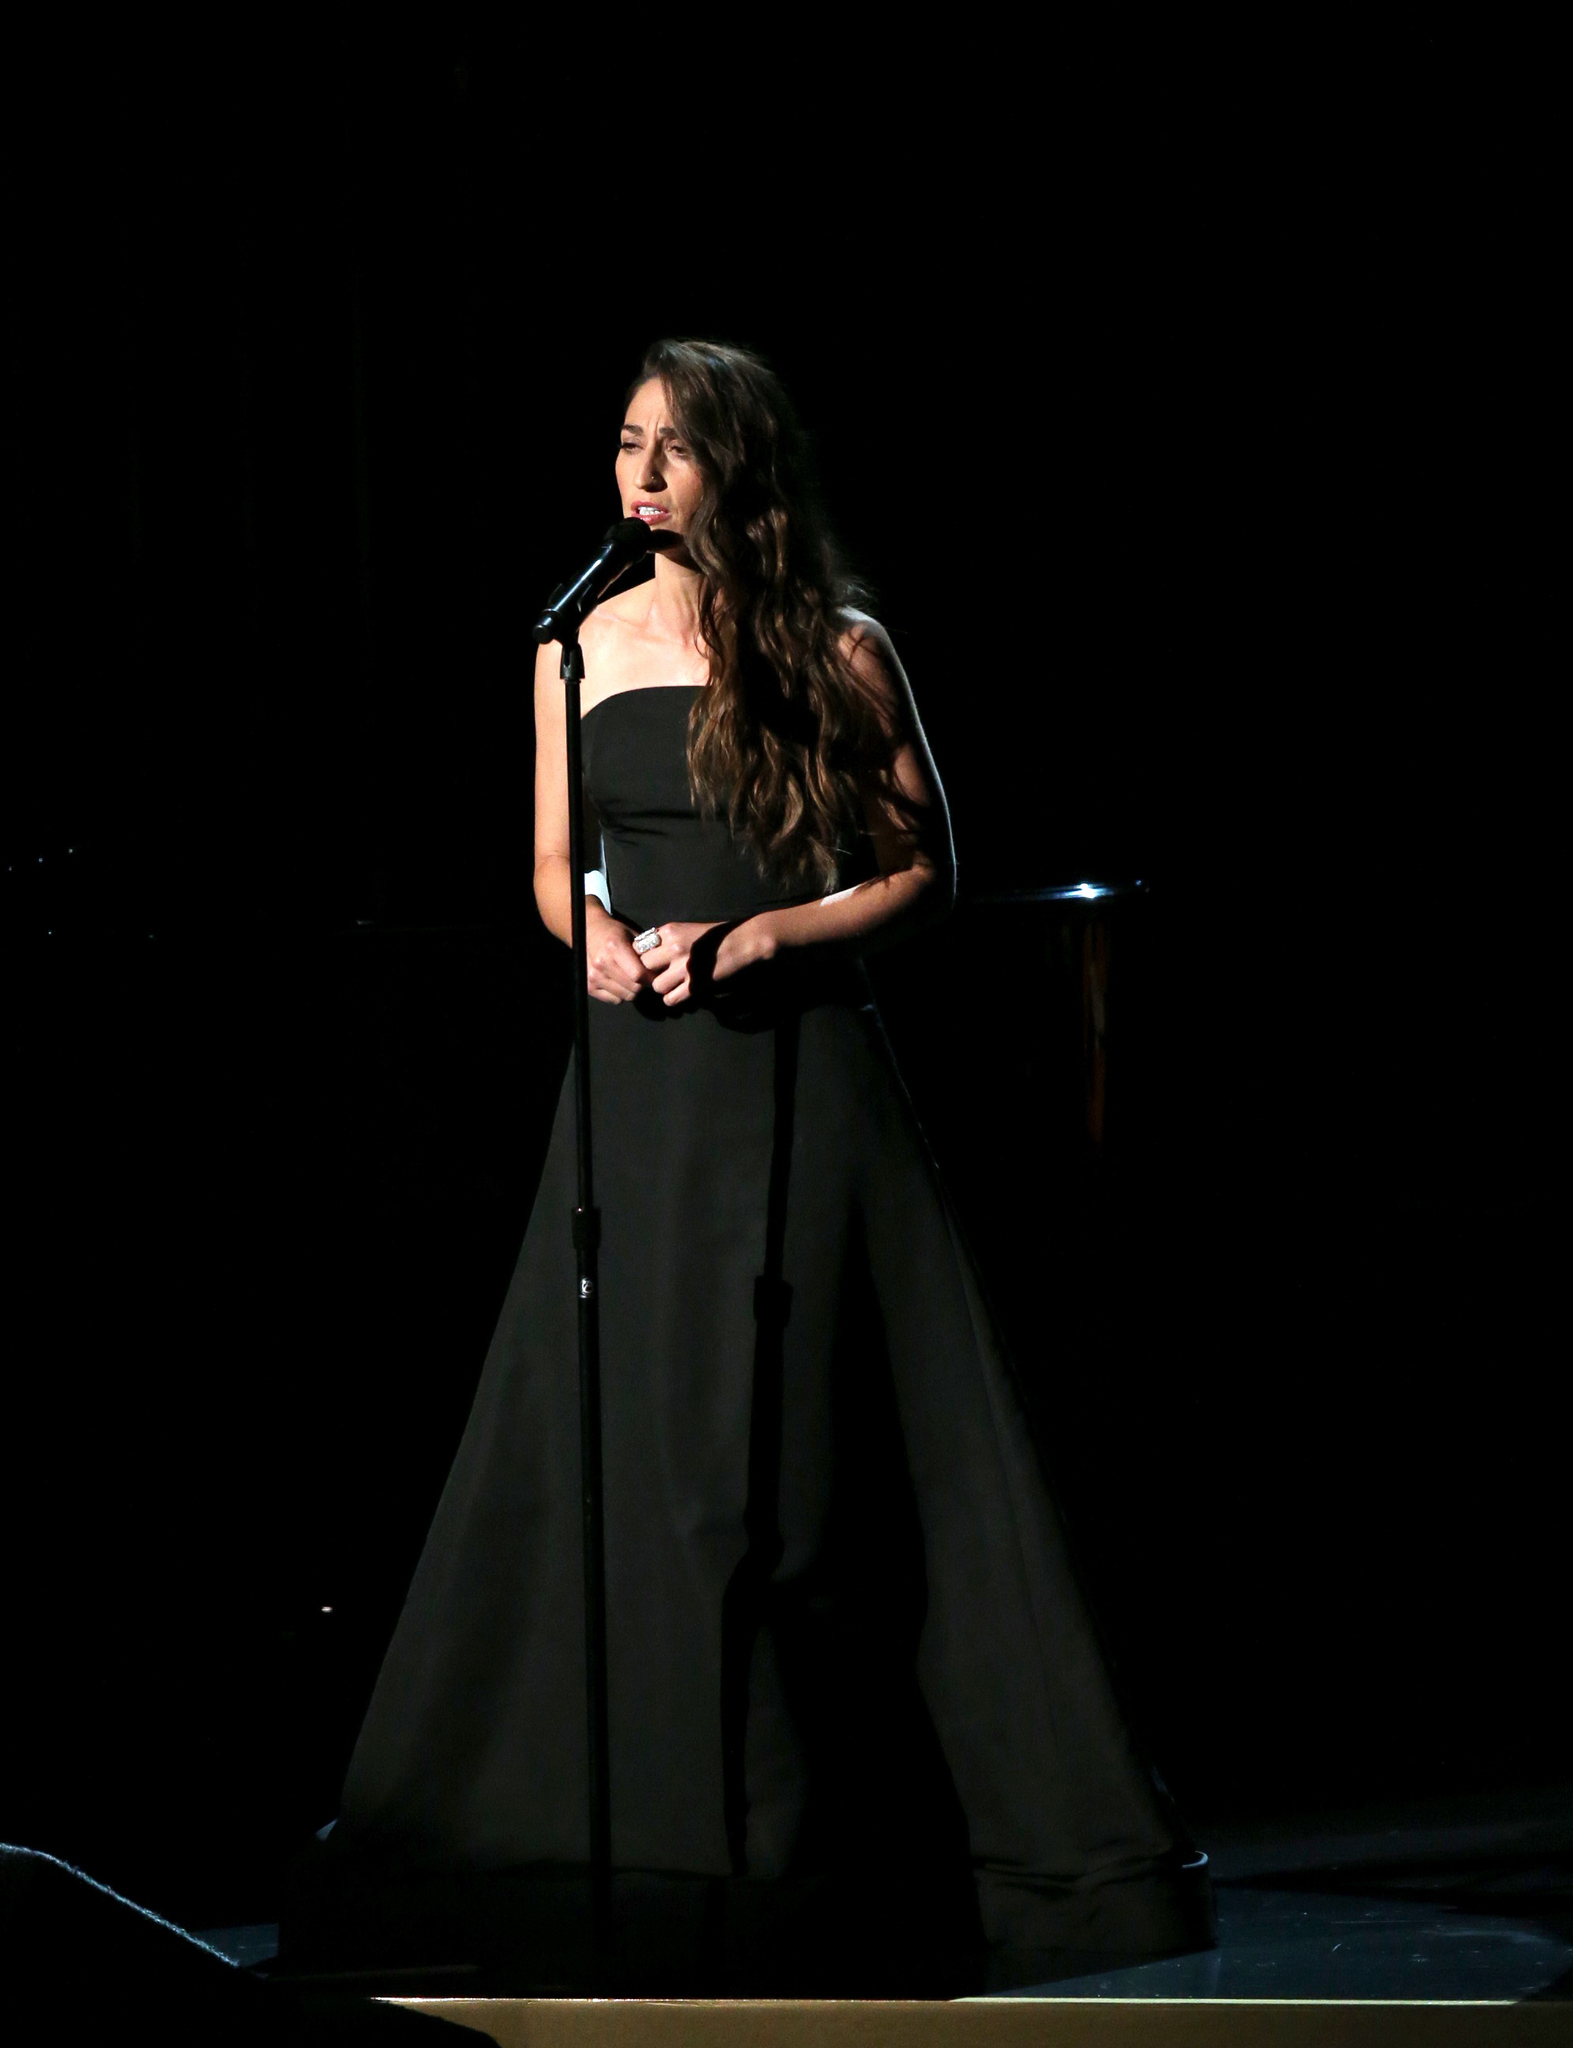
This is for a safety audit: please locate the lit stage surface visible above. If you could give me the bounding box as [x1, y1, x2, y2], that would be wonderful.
[176, 1787, 1572, 2035]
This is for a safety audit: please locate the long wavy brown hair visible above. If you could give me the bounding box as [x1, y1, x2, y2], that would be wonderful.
[630, 338, 923, 890]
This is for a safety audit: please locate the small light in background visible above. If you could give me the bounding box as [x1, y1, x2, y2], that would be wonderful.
[321, 1605, 333, 1614]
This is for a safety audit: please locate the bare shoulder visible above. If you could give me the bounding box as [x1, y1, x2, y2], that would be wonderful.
[838, 607, 898, 673]
[534, 586, 649, 712]
[837, 609, 915, 730]
[556, 585, 642, 666]
[533, 587, 638, 680]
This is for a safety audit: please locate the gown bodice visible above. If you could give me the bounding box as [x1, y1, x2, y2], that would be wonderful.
[582, 686, 828, 930]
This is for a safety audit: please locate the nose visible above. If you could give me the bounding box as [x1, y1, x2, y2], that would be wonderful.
[637, 447, 665, 492]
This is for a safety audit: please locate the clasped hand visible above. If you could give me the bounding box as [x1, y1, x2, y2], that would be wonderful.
[585, 908, 775, 1006]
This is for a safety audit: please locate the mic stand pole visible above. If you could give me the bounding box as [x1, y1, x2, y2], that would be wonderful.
[560, 629, 613, 1979]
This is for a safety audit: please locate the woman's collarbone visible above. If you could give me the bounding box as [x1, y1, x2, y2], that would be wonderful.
[577, 611, 710, 715]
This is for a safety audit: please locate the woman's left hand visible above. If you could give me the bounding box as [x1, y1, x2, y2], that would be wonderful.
[641, 919, 778, 1005]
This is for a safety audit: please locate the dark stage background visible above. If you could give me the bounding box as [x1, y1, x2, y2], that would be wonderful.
[4, 23, 1556, 1928]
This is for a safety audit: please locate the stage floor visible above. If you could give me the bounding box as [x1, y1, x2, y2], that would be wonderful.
[201, 1881, 1572, 2005]
[199, 1784, 1573, 2007]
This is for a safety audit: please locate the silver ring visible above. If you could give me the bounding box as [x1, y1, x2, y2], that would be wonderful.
[632, 927, 661, 956]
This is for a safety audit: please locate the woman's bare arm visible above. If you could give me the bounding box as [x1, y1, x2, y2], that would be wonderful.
[723, 620, 955, 969]
[532, 638, 650, 1003]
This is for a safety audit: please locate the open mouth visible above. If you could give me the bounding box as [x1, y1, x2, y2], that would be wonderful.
[632, 504, 671, 524]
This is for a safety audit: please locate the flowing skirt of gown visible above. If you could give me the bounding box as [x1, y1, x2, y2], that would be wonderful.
[285, 688, 1213, 1992]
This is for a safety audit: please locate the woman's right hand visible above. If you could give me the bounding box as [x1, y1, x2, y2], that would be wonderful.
[586, 904, 651, 1004]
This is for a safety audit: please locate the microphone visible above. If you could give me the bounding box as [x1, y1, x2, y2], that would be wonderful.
[532, 518, 654, 644]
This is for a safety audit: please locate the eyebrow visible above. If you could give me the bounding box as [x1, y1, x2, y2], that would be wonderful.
[619, 423, 681, 440]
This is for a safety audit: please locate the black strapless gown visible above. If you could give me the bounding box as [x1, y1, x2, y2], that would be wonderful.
[288, 687, 1212, 1992]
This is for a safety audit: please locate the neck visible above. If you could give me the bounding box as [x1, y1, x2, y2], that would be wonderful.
[645, 547, 704, 643]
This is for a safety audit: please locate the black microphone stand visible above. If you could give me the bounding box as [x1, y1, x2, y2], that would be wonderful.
[533, 518, 649, 1985]
[560, 626, 613, 1977]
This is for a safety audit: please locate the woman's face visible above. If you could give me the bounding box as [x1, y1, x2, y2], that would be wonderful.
[616, 378, 704, 546]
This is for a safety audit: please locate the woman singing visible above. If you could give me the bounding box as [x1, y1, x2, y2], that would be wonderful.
[301, 339, 1212, 1993]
